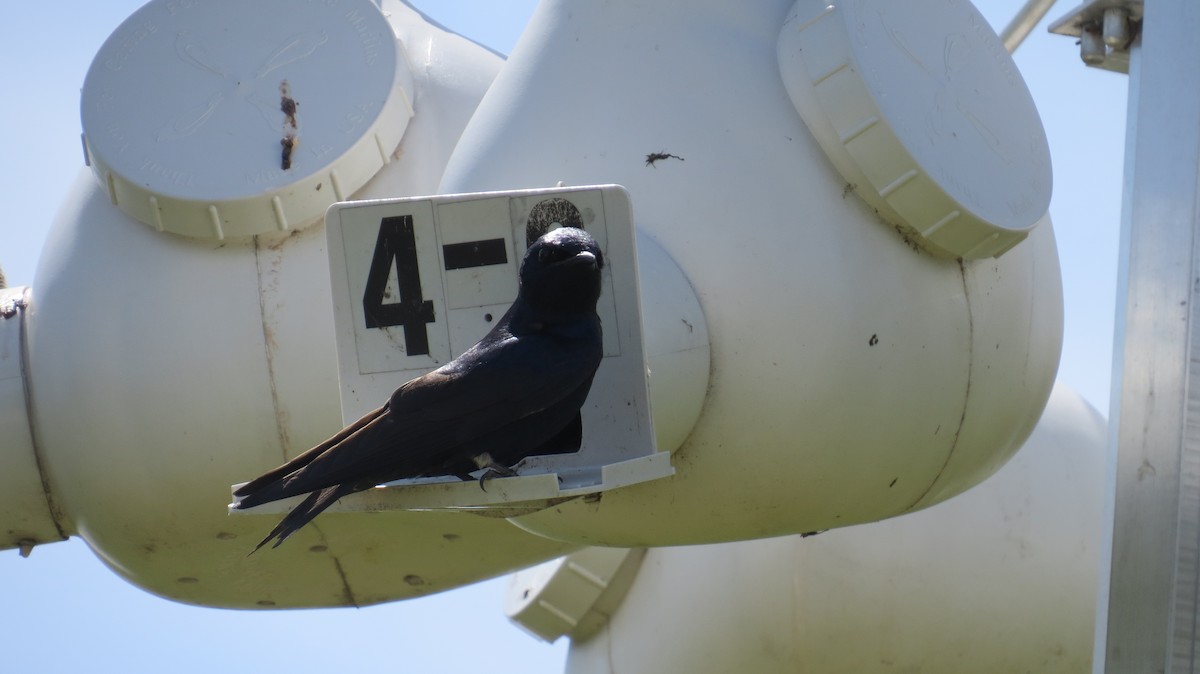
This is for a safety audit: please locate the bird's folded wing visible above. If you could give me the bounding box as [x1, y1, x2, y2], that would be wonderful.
[232, 404, 387, 500]
[392, 332, 600, 425]
[248, 332, 602, 499]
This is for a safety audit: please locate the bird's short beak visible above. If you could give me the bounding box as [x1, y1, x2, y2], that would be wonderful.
[565, 250, 598, 268]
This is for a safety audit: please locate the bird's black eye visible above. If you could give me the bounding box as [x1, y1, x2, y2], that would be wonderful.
[538, 246, 557, 263]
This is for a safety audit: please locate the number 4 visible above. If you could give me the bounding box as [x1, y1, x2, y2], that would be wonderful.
[362, 215, 436, 356]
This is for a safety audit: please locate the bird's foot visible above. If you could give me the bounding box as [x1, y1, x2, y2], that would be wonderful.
[478, 463, 518, 492]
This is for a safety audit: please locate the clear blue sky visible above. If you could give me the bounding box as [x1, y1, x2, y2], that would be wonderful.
[0, 2, 1126, 672]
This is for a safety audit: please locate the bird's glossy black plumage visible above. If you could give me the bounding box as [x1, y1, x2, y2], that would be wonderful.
[233, 227, 605, 551]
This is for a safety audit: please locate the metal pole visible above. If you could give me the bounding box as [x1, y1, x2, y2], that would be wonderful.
[1100, 0, 1200, 671]
[1001, 0, 1059, 52]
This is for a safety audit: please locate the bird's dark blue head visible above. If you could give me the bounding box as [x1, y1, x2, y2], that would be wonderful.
[519, 227, 604, 313]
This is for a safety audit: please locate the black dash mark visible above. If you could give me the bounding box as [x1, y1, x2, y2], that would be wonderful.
[363, 215, 436, 356]
[443, 238, 508, 270]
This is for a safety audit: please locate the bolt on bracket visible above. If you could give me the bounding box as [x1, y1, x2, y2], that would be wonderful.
[1049, 0, 1144, 73]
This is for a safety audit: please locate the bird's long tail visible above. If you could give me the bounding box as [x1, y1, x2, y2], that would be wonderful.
[249, 484, 352, 554]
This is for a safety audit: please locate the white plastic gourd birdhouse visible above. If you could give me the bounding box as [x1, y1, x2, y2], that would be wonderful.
[436, 0, 1062, 547]
[0, 0, 614, 608]
[2, 0, 1064, 612]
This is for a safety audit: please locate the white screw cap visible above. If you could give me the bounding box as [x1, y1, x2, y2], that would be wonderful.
[779, 0, 1052, 259]
[81, 0, 414, 239]
[505, 547, 644, 643]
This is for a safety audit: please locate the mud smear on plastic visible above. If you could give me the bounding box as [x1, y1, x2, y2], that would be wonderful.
[280, 80, 299, 170]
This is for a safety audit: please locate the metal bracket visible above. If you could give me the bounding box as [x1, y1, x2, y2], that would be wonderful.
[1049, 0, 1144, 73]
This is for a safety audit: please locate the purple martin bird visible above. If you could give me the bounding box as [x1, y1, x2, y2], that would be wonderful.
[233, 227, 605, 551]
